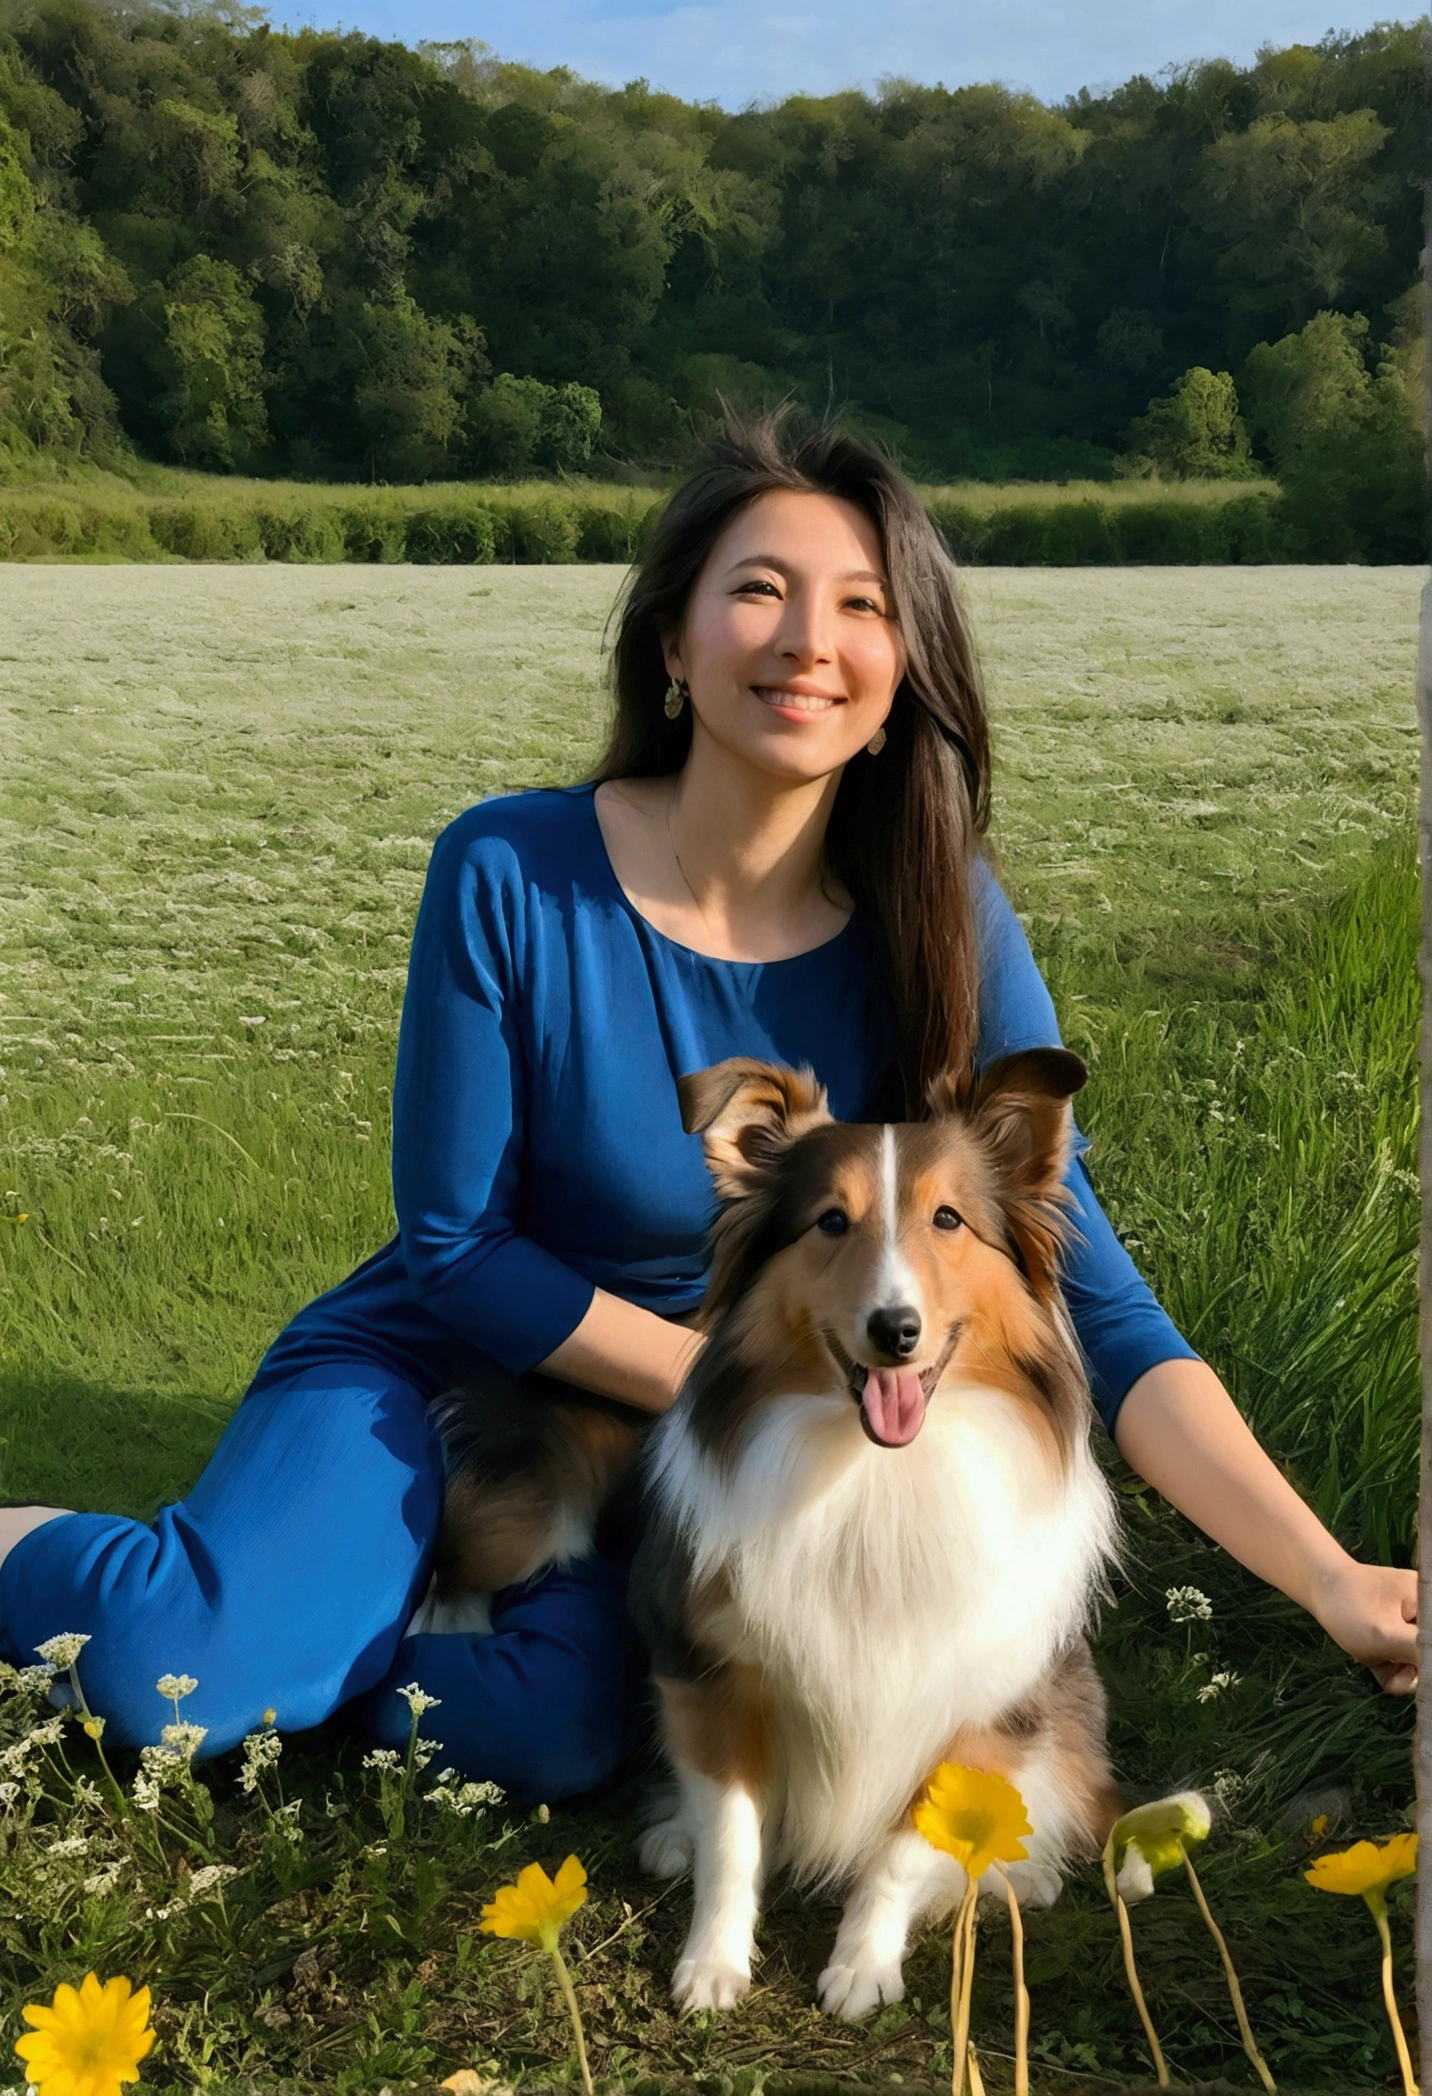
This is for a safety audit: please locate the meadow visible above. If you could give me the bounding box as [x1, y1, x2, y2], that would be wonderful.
[0, 562, 1422, 2092]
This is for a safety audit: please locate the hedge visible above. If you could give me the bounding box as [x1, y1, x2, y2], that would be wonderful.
[0, 479, 1387, 566]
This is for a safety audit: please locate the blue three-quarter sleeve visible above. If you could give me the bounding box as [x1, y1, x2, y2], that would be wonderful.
[974, 864, 1200, 1436]
[390, 816, 597, 1377]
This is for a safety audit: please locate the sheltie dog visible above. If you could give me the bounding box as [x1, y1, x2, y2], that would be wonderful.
[433, 1046, 1121, 2019]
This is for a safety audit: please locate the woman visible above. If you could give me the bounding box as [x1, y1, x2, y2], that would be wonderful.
[0, 415, 1415, 1798]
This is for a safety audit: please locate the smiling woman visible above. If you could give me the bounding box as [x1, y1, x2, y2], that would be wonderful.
[0, 411, 1416, 1872]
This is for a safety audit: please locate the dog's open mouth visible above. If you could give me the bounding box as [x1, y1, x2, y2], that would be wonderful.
[825, 1324, 963, 1447]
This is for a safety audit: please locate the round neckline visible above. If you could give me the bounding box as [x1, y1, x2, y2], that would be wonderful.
[579, 781, 857, 968]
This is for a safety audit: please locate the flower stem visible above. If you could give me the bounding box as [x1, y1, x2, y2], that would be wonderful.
[1181, 1848, 1275, 2092]
[1368, 1894, 1418, 2096]
[950, 1878, 979, 2096]
[68, 1662, 127, 1817]
[547, 1942, 594, 2096]
[1102, 1836, 1168, 2089]
[997, 1866, 1029, 2096]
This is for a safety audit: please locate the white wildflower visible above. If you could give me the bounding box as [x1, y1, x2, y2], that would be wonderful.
[273, 1799, 304, 1846]
[1212, 1768, 1245, 1810]
[159, 1720, 208, 1762]
[72, 1778, 104, 1810]
[413, 1736, 441, 1772]
[1165, 1586, 1213, 1624]
[35, 1633, 90, 1670]
[155, 1673, 198, 1702]
[425, 1770, 503, 1818]
[45, 1834, 91, 1858]
[132, 1770, 162, 1813]
[188, 1863, 239, 1897]
[13, 1664, 56, 1696]
[83, 1862, 125, 1896]
[239, 1726, 283, 1793]
[1197, 1670, 1242, 1703]
[395, 1681, 441, 1718]
[362, 1748, 401, 1774]
[0, 1781, 20, 1810]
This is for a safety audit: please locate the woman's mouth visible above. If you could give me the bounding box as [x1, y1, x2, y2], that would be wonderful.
[753, 685, 844, 718]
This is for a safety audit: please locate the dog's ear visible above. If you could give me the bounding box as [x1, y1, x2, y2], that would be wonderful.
[679, 1057, 831, 1202]
[932, 1048, 1087, 1295]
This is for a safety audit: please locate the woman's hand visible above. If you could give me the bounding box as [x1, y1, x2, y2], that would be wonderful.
[1116, 1357, 1417, 1696]
[1307, 1557, 1417, 1694]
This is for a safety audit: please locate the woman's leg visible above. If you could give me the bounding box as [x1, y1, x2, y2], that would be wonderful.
[0, 1365, 442, 1754]
[355, 1547, 648, 1804]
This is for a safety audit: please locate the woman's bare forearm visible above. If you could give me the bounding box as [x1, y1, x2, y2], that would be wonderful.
[1115, 1357, 1345, 1610]
[1115, 1356, 1417, 1688]
[538, 1288, 704, 1414]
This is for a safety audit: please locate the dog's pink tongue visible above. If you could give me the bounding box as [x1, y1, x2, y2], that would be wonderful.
[862, 1367, 926, 1446]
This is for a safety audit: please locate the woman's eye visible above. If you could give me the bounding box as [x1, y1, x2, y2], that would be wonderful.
[932, 1205, 963, 1232]
[817, 1208, 850, 1237]
[736, 579, 780, 599]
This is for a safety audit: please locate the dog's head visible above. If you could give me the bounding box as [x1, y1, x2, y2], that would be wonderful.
[680, 1048, 1088, 1452]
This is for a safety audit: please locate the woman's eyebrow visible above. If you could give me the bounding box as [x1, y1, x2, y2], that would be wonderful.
[723, 554, 889, 585]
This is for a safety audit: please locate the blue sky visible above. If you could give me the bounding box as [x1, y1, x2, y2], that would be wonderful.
[275, 1, 1418, 108]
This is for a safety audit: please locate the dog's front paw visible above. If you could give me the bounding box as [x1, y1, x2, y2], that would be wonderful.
[817, 1956, 905, 2021]
[671, 1956, 751, 2012]
[638, 1817, 694, 1879]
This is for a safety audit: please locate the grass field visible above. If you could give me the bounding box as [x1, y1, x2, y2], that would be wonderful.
[0, 563, 1422, 2092]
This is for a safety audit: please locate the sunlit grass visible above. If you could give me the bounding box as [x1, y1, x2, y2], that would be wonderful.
[0, 561, 1422, 2090]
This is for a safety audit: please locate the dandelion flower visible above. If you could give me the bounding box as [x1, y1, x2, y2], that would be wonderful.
[1306, 1833, 1417, 1901]
[480, 1856, 587, 1948]
[1104, 1792, 1273, 2094]
[35, 1634, 90, 1672]
[1307, 1833, 1417, 2096]
[915, 1767, 1032, 2096]
[481, 1859, 592, 2096]
[913, 1762, 1031, 1880]
[15, 1971, 155, 2096]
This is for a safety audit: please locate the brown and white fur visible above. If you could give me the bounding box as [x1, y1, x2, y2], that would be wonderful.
[627, 1049, 1120, 2017]
[432, 1048, 1120, 2020]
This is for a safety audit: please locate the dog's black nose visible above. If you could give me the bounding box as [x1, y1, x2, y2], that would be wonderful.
[867, 1305, 921, 1360]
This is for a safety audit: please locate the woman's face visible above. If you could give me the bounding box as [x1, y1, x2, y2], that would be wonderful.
[665, 488, 907, 785]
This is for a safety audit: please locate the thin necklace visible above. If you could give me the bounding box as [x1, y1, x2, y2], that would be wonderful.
[665, 785, 718, 940]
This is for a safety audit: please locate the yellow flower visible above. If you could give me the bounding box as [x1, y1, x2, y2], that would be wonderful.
[15, 1972, 155, 2096]
[1306, 1833, 1417, 1904]
[913, 1763, 1031, 1880]
[1110, 1791, 1211, 1904]
[479, 1856, 587, 1949]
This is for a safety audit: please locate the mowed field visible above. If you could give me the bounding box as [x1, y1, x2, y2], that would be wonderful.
[0, 563, 1423, 2092]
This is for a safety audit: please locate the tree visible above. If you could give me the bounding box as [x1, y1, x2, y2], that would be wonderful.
[157, 253, 267, 467]
[1241, 308, 1372, 471]
[1121, 367, 1255, 479]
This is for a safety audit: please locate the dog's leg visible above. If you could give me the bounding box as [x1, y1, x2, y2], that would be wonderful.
[818, 1829, 965, 2020]
[670, 1768, 765, 2011]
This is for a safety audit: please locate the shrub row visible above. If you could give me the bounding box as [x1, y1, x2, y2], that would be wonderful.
[2, 478, 1410, 566]
[927, 491, 1288, 565]
[0, 483, 666, 564]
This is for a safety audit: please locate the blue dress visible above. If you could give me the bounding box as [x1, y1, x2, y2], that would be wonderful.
[1, 786, 1195, 1796]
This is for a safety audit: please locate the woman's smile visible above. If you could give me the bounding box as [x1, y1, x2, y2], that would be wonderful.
[753, 682, 844, 719]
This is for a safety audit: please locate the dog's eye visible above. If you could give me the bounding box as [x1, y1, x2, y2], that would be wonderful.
[932, 1205, 964, 1231]
[816, 1208, 850, 1237]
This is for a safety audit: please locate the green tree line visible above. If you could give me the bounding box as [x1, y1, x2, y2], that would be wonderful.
[0, 0, 1424, 551]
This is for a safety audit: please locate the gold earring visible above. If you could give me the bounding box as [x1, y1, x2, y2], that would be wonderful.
[664, 677, 688, 720]
[866, 725, 886, 756]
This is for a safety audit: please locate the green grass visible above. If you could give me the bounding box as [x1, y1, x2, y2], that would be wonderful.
[0, 562, 1423, 2091]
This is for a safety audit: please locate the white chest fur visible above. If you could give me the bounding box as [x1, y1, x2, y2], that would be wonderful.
[650, 1384, 1117, 1880]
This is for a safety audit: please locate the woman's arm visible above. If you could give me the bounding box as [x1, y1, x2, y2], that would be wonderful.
[539, 1290, 704, 1415]
[1116, 1356, 1418, 1693]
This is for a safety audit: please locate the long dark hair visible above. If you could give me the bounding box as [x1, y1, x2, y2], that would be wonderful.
[598, 409, 993, 1108]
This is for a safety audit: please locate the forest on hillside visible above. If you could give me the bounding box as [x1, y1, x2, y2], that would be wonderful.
[0, 0, 1424, 518]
